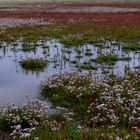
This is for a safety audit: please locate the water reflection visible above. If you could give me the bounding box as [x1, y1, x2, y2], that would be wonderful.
[0, 38, 140, 105]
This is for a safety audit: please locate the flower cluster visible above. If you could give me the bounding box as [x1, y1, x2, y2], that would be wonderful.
[0, 99, 48, 139]
[88, 73, 140, 130]
[42, 71, 140, 132]
[42, 71, 93, 96]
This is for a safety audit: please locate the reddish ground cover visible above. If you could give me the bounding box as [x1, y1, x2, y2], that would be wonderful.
[0, 12, 140, 24]
[0, 3, 140, 24]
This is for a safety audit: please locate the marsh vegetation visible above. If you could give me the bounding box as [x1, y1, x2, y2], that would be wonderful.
[20, 58, 47, 71]
[0, 22, 140, 139]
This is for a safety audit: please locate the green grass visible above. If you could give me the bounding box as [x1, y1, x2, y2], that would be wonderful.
[0, 22, 140, 47]
[79, 64, 97, 70]
[22, 43, 36, 52]
[0, 126, 139, 140]
[122, 44, 140, 51]
[20, 58, 47, 71]
[11, 126, 140, 140]
[91, 54, 118, 63]
[41, 86, 89, 120]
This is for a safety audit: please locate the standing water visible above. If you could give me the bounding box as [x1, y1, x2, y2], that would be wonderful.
[0, 38, 140, 106]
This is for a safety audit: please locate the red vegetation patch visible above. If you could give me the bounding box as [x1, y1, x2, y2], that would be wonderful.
[0, 12, 140, 24]
[0, 3, 140, 24]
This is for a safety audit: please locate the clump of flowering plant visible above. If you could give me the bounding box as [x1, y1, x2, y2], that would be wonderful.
[41, 71, 94, 96]
[0, 99, 48, 139]
[41, 71, 140, 132]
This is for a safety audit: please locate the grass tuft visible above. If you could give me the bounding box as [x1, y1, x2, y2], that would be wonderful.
[20, 58, 47, 71]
